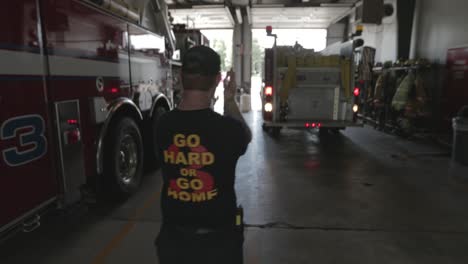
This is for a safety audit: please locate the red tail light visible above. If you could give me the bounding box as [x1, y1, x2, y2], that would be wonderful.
[111, 87, 119, 94]
[318, 123, 322, 128]
[311, 123, 316, 128]
[305, 123, 310, 128]
[353, 88, 360, 97]
[67, 119, 78, 125]
[265, 86, 273, 96]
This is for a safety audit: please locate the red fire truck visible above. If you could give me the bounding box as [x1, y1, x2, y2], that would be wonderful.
[0, 0, 176, 238]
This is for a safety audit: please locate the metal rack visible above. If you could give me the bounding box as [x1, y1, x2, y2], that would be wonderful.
[358, 64, 433, 137]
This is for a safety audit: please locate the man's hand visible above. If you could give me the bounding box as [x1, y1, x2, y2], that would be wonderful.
[224, 69, 236, 101]
[222, 69, 252, 146]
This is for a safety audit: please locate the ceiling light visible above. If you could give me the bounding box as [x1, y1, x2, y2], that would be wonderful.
[252, 4, 284, 8]
[192, 5, 224, 9]
[320, 3, 354, 7]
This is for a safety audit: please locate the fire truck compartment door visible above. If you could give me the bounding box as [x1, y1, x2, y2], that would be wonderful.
[287, 86, 338, 120]
[0, 0, 59, 231]
[55, 100, 86, 206]
[278, 67, 342, 121]
[292, 67, 341, 86]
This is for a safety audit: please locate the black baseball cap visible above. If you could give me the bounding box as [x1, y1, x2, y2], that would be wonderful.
[182, 46, 221, 76]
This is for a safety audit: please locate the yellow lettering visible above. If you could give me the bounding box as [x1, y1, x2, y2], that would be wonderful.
[201, 152, 215, 165]
[164, 150, 214, 166]
[163, 151, 175, 164]
[180, 168, 189, 176]
[168, 189, 219, 202]
[192, 192, 206, 202]
[173, 134, 200, 147]
[168, 188, 178, 199]
[175, 152, 187, 165]
[188, 153, 201, 166]
[189, 169, 197, 177]
[174, 134, 185, 147]
[191, 179, 203, 190]
[187, 135, 200, 147]
[176, 178, 189, 189]
[178, 191, 191, 202]
[207, 189, 218, 200]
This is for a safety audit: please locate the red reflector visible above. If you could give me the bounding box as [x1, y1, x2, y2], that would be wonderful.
[111, 88, 119, 93]
[311, 123, 316, 128]
[266, 25, 273, 32]
[65, 129, 81, 145]
[67, 119, 78, 125]
[353, 88, 360, 97]
[265, 86, 273, 96]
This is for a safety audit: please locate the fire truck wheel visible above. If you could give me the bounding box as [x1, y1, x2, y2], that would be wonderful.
[104, 117, 143, 197]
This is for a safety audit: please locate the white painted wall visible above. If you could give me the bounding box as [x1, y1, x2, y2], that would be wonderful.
[345, 0, 468, 64]
[414, 0, 468, 63]
[349, 0, 398, 63]
[326, 23, 345, 46]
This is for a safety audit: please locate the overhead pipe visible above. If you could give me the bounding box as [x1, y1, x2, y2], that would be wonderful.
[409, 0, 421, 59]
[98, 0, 140, 22]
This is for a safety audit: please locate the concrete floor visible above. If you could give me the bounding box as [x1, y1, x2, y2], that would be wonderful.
[2, 111, 468, 264]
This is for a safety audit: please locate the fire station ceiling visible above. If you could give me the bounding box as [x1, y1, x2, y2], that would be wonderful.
[166, 0, 359, 29]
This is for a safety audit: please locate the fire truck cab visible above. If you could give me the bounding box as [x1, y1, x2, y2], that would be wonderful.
[0, 0, 176, 238]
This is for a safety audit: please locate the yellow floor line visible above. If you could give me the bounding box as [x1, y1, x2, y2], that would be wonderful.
[91, 192, 159, 264]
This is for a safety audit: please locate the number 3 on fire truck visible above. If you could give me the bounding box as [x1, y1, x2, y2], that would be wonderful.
[0, 115, 47, 167]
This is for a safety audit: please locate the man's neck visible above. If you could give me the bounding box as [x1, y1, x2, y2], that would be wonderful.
[177, 90, 212, 111]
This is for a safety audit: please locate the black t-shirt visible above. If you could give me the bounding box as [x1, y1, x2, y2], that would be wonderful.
[156, 108, 248, 228]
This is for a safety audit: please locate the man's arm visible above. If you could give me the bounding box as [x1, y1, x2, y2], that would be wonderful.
[223, 70, 252, 144]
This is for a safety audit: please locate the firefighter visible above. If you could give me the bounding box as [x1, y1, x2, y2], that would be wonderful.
[154, 46, 252, 264]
